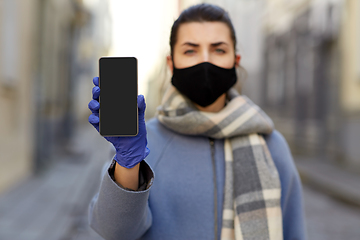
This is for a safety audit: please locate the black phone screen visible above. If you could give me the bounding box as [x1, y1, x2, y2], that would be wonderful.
[99, 57, 138, 136]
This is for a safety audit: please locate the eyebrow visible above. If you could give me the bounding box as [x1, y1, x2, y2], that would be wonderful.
[181, 41, 228, 47]
[211, 42, 228, 47]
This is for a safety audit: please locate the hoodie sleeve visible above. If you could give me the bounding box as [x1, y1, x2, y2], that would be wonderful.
[88, 159, 154, 240]
[265, 130, 308, 240]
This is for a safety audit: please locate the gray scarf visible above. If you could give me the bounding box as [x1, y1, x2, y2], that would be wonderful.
[156, 85, 283, 240]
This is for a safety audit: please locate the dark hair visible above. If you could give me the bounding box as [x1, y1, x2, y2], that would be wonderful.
[169, 3, 237, 58]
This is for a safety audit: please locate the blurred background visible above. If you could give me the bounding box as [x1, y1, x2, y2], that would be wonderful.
[0, 0, 359, 239]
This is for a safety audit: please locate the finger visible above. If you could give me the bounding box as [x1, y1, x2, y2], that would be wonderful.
[92, 86, 100, 100]
[88, 99, 100, 113]
[88, 113, 100, 132]
[88, 113, 99, 124]
[93, 77, 99, 86]
[137, 95, 146, 114]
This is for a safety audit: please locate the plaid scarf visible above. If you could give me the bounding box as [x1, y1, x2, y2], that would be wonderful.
[155, 85, 283, 240]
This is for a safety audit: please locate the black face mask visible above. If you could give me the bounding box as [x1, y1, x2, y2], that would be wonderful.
[171, 61, 237, 107]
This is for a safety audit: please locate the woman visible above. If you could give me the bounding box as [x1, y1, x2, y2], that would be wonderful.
[88, 3, 307, 240]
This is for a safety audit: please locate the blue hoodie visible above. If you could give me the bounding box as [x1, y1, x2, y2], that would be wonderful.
[88, 117, 307, 240]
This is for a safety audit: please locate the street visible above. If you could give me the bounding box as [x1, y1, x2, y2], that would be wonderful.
[303, 185, 360, 240]
[42, 183, 360, 240]
[0, 124, 359, 239]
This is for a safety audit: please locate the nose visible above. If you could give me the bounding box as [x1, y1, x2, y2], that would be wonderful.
[200, 50, 209, 62]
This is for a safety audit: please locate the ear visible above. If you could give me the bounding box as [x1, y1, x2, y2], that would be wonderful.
[235, 54, 241, 67]
[166, 55, 174, 75]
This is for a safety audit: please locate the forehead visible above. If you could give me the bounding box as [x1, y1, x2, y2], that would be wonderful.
[176, 21, 232, 46]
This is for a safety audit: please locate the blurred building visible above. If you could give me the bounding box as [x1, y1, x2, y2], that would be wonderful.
[261, 0, 360, 169]
[0, 0, 111, 194]
[0, 0, 36, 193]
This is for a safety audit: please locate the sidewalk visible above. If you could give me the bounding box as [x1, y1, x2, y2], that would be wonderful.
[0, 123, 111, 240]
[294, 156, 360, 208]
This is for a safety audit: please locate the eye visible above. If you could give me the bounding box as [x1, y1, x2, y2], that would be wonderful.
[215, 49, 225, 54]
[184, 49, 195, 54]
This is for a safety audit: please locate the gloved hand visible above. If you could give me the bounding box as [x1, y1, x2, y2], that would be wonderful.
[88, 76, 150, 169]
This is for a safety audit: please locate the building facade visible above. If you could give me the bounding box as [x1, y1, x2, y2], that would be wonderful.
[0, 0, 111, 194]
[261, 0, 360, 168]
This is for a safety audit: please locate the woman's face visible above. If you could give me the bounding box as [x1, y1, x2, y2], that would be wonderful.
[167, 21, 241, 71]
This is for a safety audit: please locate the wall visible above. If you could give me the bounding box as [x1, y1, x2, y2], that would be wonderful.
[0, 0, 38, 193]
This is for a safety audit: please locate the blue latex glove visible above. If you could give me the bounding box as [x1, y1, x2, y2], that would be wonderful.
[88, 77, 150, 169]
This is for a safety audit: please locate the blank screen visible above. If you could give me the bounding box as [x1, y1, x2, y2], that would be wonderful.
[99, 57, 138, 136]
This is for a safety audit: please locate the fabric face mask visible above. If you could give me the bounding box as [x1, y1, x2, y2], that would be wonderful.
[171, 61, 237, 107]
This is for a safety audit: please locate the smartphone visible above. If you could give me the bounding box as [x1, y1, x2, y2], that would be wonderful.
[99, 57, 138, 136]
